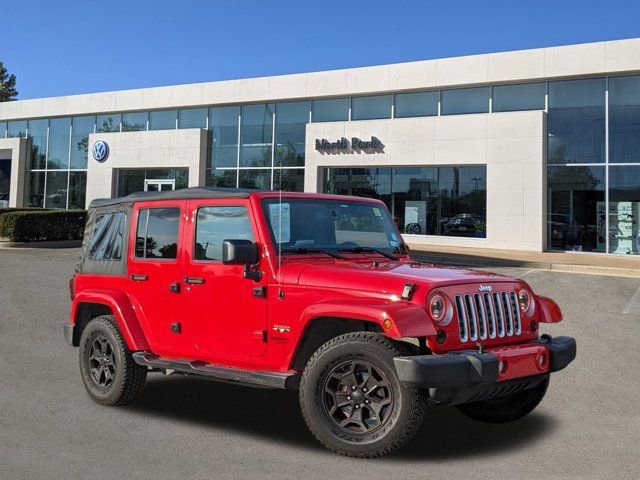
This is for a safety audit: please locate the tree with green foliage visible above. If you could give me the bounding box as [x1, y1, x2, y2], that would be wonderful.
[0, 61, 18, 102]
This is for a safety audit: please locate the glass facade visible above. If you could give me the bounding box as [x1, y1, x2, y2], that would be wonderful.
[351, 95, 392, 120]
[608, 166, 640, 255]
[324, 166, 487, 238]
[548, 78, 605, 164]
[0, 72, 636, 254]
[275, 101, 308, 167]
[70, 116, 94, 169]
[28, 119, 48, 170]
[240, 103, 274, 168]
[149, 110, 177, 130]
[547, 75, 640, 255]
[7, 120, 27, 138]
[493, 83, 545, 112]
[18, 115, 89, 208]
[395, 91, 438, 118]
[312, 98, 349, 122]
[122, 112, 148, 132]
[441, 87, 490, 115]
[96, 114, 121, 133]
[179, 108, 207, 129]
[47, 118, 71, 170]
[609, 75, 640, 164]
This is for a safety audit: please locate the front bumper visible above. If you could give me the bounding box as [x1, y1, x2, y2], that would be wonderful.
[394, 335, 576, 389]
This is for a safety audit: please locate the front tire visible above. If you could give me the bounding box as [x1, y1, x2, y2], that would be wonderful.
[299, 332, 426, 458]
[456, 376, 549, 423]
[78, 315, 147, 406]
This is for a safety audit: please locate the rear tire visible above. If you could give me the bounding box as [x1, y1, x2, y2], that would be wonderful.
[299, 332, 426, 458]
[456, 377, 549, 423]
[78, 315, 147, 406]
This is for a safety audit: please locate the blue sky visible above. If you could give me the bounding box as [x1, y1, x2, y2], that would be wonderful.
[1, 0, 639, 100]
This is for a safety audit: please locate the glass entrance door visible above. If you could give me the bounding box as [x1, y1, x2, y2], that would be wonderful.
[0, 159, 11, 207]
[144, 179, 176, 192]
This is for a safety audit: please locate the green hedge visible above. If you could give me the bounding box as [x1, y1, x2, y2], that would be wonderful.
[0, 210, 87, 242]
[0, 207, 49, 216]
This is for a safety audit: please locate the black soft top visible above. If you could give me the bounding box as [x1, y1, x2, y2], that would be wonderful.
[79, 187, 257, 274]
[89, 187, 257, 209]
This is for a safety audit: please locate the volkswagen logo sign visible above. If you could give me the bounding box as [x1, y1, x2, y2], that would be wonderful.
[92, 140, 109, 163]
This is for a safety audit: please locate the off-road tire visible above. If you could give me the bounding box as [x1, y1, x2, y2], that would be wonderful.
[456, 376, 549, 423]
[299, 332, 426, 458]
[78, 315, 147, 406]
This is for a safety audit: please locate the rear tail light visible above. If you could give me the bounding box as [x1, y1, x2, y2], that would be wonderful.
[69, 276, 75, 300]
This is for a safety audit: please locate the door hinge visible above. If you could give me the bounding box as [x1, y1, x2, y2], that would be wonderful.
[170, 322, 182, 334]
[252, 330, 267, 343]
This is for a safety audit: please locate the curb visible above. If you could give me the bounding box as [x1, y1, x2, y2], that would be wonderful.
[410, 253, 640, 279]
[549, 264, 640, 279]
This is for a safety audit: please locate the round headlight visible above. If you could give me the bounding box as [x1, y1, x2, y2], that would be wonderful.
[518, 289, 534, 316]
[429, 294, 446, 322]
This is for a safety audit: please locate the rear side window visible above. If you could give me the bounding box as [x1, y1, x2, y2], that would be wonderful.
[89, 212, 126, 261]
[195, 206, 253, 261]
[135, 208, 180, 259]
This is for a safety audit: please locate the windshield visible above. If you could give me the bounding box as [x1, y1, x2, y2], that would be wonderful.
[261, 198, 404, 254]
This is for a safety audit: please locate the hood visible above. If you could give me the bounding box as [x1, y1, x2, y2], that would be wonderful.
[281, 259, 518, 294]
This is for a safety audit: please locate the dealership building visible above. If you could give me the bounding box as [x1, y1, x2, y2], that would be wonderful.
[1, 38, 640, 255]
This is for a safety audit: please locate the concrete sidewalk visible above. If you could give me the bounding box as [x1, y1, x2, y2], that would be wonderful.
[408, 244, 640, 278]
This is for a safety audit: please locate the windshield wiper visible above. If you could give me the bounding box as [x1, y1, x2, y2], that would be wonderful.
[338, 246, 399, 261]
[282, 247, 346, 260]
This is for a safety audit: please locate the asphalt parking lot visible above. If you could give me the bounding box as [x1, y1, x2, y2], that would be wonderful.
[1, 247, 639, 480]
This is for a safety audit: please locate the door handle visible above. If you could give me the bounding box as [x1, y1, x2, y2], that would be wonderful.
[130, 274, 148, 281]
[184, 277, 204, 285]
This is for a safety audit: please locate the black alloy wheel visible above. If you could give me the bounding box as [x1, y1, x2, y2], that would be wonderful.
[299, 332, 426, 458]
[322, 359, 394, 434]
[88, 335, 117, 389]
[79, 315, 147, 406]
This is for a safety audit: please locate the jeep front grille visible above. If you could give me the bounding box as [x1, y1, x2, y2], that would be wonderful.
[454, 291, 521, 342]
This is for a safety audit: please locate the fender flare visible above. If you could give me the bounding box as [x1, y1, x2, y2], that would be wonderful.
[536, 295, 563, 323]
[299, 298, 437, 339]
[71, 289, 150, 351]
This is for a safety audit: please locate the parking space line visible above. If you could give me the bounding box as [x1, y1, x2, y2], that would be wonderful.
[623, 285, 640, 315]
[516, 269, 537, 278]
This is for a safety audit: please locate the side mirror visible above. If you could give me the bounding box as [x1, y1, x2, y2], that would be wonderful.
[222, 239, 258, 265]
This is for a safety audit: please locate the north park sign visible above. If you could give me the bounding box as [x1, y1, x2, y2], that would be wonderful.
[315, 136, 384, 154]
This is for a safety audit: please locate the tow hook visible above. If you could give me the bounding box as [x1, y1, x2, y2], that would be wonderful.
[476, 342, 484, 354]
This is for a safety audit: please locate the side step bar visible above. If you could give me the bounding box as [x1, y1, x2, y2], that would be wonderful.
[132, 352, 300, 389]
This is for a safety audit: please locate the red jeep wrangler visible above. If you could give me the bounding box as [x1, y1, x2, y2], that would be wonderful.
[65, 188, 576, 457]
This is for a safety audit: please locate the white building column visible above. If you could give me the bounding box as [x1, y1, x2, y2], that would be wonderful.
[85, 128, 209, 207]
[0, 137, 28, 208]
